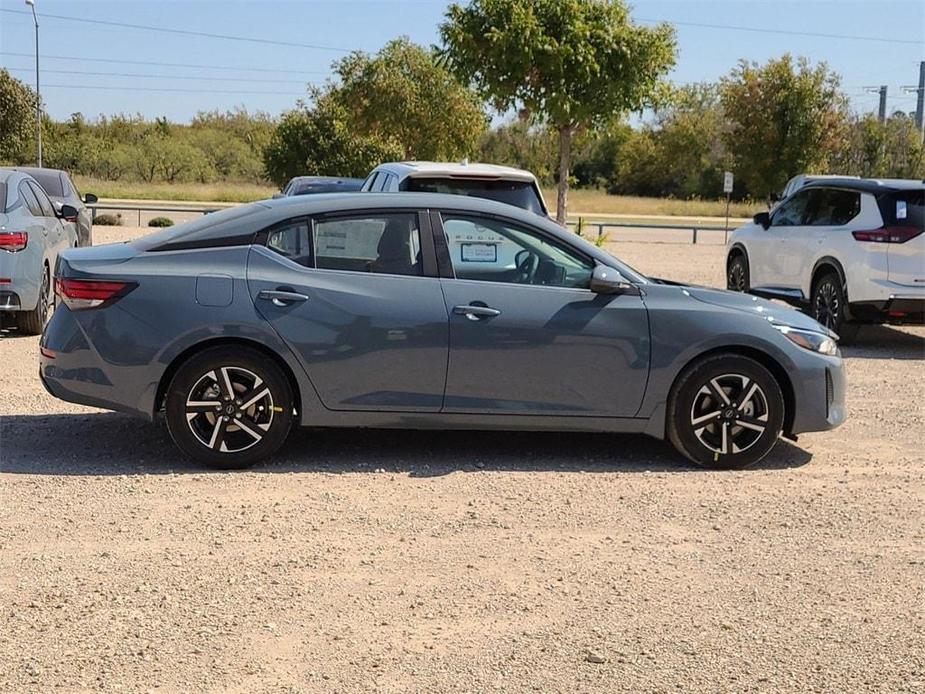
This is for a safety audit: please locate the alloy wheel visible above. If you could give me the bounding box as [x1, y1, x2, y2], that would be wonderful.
[689, 373, 770, 455]
[185, 366, 275, 453]
[38, 269, 50, 325]
[728, 260, 747, 291]
[813, 281, 840, 330]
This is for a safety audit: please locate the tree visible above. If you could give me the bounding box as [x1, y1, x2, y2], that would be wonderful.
[263, 93, 402, 186]
[721, 55, 851, 201]
[834, 112, 925, 180]
[333, 38, 486, 160]
[440, 0, 676, 223]
[0, 69, 36, 163]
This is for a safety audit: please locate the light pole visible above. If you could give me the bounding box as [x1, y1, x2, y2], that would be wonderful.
[25, 0, 41, 167]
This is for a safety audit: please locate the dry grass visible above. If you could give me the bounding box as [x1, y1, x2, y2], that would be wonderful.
[545, 188, 764, 219]
[73, 177, 277, 204]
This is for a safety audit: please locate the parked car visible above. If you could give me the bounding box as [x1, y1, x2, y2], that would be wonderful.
[8, 166, 96, 247]
[274, 176, 364, 198]
[41, 193, 845, 470]
[0, 169, 79, 334]
[361, 161, 549, 216]
[726, 178, 924, 339]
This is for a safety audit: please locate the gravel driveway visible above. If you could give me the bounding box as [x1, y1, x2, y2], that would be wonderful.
[1, 228, 923, 692]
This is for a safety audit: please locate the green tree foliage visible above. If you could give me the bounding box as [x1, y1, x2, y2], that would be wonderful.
[441, 0, 676, 222]
[334, 38, 486, 160]
[721, 55, 851, 201]
[834, 112, 925, 179]
[0, 69, 37, 162]
[478, 121, 559, 185]
[263, 93, 403, 186]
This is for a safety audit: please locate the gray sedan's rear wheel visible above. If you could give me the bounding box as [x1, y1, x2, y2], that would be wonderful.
[165, 346, 293, 469]
[667, 354, 784, 469]
[16, 264, 51, 335]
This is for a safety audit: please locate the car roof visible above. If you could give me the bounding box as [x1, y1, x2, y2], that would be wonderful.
[287, 176, 363, 184]
[801, 177, 924, 194]
[371, 161, 538, 183]
[6, 166, 68, 177]
[0, 168, 34, 184]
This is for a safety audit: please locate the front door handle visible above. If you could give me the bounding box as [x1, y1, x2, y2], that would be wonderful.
[258, 289, 309, 306]
[453, 304, 502, 321]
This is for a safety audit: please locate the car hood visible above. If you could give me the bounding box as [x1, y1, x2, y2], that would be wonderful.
[680, 284, 834, 335]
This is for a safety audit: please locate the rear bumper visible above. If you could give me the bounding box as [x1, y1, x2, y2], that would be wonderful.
[850, 297, 925, 325]
[0, 290, 22, 311]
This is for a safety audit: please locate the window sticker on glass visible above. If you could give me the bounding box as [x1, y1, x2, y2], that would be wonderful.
[460, 242, 498, 262]
[897, 200, 908, 220]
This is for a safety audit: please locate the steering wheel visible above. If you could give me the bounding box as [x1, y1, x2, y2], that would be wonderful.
[513, 250, 539, 284]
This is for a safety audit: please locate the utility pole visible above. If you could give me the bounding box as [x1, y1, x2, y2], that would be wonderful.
[864, 85, 888, 122]
[902, 61, 925, 141]
[25, 0, 41, 167]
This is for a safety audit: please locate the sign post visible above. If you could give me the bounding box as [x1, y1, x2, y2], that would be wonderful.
[723, 171, 734, 244]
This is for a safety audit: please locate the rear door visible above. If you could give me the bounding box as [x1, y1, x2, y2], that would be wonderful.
[795, 187, 862, 280]
[246, 209, 449, 412]
[881, 190, 925, 286]
[433, 211, 649, 417]
[28, 181, 69, 252]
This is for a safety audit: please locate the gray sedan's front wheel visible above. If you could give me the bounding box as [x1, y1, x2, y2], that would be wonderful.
[165, 346, 294, 469]
[667, 354, 785, 469]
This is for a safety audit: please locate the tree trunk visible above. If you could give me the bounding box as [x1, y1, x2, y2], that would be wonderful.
[555, 125, 573, 226]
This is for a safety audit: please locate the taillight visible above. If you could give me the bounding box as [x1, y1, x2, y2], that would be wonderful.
[0, 232, 28, 252]
[55, 278, 135, 310]
[852, 226, 923, 243]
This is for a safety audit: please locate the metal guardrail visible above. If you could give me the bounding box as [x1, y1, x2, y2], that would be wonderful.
[567, 219, 729, 244]
[88, 202, 730, 244]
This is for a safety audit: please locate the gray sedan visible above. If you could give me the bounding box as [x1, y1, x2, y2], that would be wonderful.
[40, 193, 846, 469]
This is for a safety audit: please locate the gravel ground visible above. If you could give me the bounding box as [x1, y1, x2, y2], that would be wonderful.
[1, 228, 923, 692]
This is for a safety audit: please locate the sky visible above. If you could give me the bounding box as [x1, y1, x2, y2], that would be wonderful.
[0, 0, 923, 123]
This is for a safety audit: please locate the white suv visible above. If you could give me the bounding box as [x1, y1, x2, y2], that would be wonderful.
[726, 178, 924, 339]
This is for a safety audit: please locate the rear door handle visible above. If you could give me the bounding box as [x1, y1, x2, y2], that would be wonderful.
[453, 304, 501, 321]
[258, 289, 309, 306]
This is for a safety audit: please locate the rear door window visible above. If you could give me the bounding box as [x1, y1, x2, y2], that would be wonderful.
[29, 182, 56, 217]
[805, 189, 860, 226]
[266, 220, 312, 267]
[314, 213, 422, 276]
[19, 183, 42, 216]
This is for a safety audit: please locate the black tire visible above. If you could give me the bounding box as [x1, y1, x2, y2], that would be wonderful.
[667, 354, 785, 470]
[164, 346, 294, 469]
[810, 272, 858, 342]
[16, 264, 51, 335]
[727, 252, 749, 292]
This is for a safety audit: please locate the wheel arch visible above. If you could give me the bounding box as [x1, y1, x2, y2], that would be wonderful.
[726, 242, 749, 269]
[667, 344, 795, 436]
[154, 336, 302, 417]
[810, 256, 847, 294]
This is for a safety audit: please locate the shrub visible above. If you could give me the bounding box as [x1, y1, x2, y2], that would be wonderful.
[148, 216, 174, 227]
[94, 213, 122, 226]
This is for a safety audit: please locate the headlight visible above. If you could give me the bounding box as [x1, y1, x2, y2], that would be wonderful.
[772, 323, 838, 356]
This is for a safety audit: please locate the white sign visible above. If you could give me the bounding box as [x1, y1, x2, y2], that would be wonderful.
[723, 171, 734, 194]
[460, 242, 498, 263]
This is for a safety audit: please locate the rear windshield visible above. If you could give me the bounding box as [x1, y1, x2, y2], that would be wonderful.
[28, 170, 64, 197]
[0, 182, 6, 213]
[403, 177, 545, 215]
[132, 203, 267, 251]
[881, 190, 924, 229]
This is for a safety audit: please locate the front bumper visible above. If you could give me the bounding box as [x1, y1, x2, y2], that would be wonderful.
[788, 352, 847, 435]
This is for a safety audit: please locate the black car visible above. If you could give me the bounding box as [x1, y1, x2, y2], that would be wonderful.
[275, 176, 364, 198]
[9, 167, 97, 247]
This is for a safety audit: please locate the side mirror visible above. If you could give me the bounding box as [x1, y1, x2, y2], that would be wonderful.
[58, 204, 79, 223]
[753, 211, 771, 230]
[590, 265, 637, 295]
[83, 193, 98, 204]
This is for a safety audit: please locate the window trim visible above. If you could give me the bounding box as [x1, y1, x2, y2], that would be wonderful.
[430, 209, 596, 289]
[18, 182, 42, 217]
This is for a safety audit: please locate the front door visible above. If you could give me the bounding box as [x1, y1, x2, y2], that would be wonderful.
[434, 212, 650, 417]
[247, 211, 448, 411]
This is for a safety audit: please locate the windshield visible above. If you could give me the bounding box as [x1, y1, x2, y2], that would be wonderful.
[403, 177, 546, 215]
